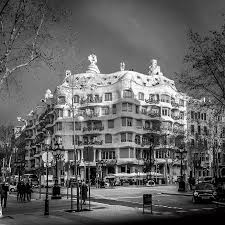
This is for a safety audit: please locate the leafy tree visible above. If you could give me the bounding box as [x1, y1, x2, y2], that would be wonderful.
[177, 21, 225, 110]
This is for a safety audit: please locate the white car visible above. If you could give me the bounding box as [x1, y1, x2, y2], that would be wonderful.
[146, 180, 155, 187]
[9, 184, 17, 192]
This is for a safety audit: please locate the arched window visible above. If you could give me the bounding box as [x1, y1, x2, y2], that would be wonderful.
[73, 95, 80, 103]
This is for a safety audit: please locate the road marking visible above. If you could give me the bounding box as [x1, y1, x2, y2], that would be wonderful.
[176, 210, 188, 213]
[153, 204, 183, 210]
[189, 209, 201, 211]
[202, 208, 215, 210]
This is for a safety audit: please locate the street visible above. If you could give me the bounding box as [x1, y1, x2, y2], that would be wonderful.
[2, 184, 222, 225]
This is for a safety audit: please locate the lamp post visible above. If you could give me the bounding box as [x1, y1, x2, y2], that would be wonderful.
[96, 159, 107, 188]
[51, 142, 64, 199]
[43, 132, 53, 216]
[176, 145, 187, 192]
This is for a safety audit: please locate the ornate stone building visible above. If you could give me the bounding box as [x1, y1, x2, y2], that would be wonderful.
[16, 54, 189, 184]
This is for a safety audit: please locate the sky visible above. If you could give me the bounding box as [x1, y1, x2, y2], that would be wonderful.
[0, 0, 225, 126]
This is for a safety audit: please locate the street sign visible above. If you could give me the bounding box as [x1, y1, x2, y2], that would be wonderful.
[42, 152, 54, 163]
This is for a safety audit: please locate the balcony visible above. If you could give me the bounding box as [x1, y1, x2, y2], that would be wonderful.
[145, 99, 159, 104]
[172, 115, 180, 120]
[78, 140, 103, 146]
[143, 127, 160, 132]
[148, 112, 160, 118]
[171, 102, 179, 108]
[83, 126, 104, 132]
[80, 96, 103, 105]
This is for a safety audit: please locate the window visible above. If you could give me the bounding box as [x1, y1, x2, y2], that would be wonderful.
[102, 107, 109, 115]
[179, 99, 184, 106]
[112, 104, 117, 114]
[138, 92, 144, 100]
[204, 113, 206, 120]
[191, 125, 195, 135]
[121, 133, 126, 142]
[121, 117, 132, 126]
[102, 150, 115, 159]
[127, 133, 132, 142]
[191, 139, 195, 146]
[122, 118, 126, 127]
[122, 103, 132, 112]
[180, 111, 184, 120]
[68, 110, 71, 117]
[204, 126, 208, 135]
[191, 111, 194, 119]
[108, 120, 114, 128]
[198, 125, 201, 135]
[72, 135, 79, 145]
[57, 109, 63, 118]
[105, 134, 112, 143]
[120, 133, 132, 142]
[201, 113, 204, 120]
[162, 108, 169, 116]
[73, 95, 80, 103]
[198, 112, 200, 119]
[123, 90, 132, 98]
[136, 106, 139, 114]
[75, 122, 81, 130]
[57, 122, 62, 131]
[136, 120, 142, 127]
[127, 118, 132, 126]
[135, 135, 141, 144]
[105, 93, 112, 101]
[68, 122, 73, 130]
[58, 96, 65, 104]
[161, 94, 170, 103]
[121, 166, 126, 172]
[120, 148, 129, 158]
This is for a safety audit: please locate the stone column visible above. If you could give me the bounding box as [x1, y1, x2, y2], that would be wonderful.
[93, 149, 96, 162]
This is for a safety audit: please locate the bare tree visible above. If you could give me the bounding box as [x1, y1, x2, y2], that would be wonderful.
[0, 0, 58, 93]
[176, 20, 225, 110]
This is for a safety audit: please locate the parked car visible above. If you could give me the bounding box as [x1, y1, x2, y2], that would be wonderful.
[9, 183, 17, 192]
[146, 180, 155, 187]
[197, 176, 214, 184]
[192, 182, 217, 203]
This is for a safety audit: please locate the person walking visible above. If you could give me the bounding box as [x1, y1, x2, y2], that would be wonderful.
[21, 181, 26, 202]
[1, 182, 9, 208]
[25, 182, 32, 201]
[81, 181, 88, 205]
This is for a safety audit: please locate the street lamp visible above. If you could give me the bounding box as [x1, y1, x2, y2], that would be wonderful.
[176, 144, 187, 192]
[51, 141, 64, 199]
[43, 132, 53, 216]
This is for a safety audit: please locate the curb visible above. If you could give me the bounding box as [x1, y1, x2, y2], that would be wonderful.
[161, 192, 192, 197]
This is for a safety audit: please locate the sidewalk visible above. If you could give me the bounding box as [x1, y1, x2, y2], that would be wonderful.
[0, 195, 174, 225]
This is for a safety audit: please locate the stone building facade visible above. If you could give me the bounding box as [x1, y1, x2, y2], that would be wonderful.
[16, 54, 189, 184]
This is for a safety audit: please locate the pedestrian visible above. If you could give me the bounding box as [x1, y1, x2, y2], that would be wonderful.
[81, 181, 88, 205]
[0, 182, 9, 208]
[25, 182, 32, 201]
[21, 181, 26, 202]
[17, 182, 22, 202]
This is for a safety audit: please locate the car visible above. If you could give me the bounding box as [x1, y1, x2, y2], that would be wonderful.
[192, 182, 217, 203]
[197, 176, 214, 184]
[146, 180, 155, 187]
[9, 184, 17, 192]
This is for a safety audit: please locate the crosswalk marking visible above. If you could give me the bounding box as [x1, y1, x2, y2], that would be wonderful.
[189, 209, 201, 211]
